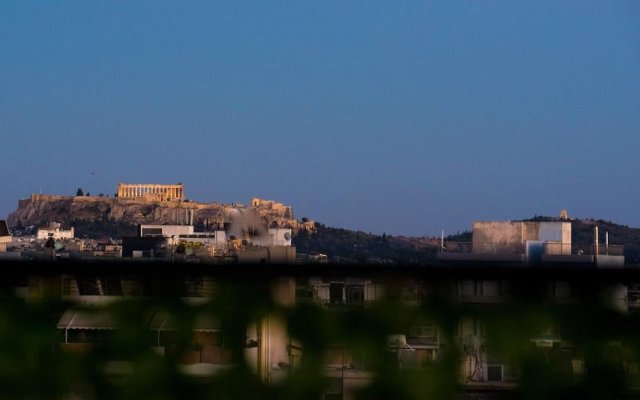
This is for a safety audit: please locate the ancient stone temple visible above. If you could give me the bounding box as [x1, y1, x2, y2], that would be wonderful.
[116, 183, 184, 201]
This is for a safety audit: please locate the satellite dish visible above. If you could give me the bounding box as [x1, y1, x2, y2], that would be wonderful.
[284, 232, 291, 240]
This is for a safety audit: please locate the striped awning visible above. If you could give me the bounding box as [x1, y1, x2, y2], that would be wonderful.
[58, 309, 220, 332]
[57, 310, 116, 330]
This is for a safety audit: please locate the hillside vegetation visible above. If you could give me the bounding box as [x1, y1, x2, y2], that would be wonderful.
[293, 223, 438, 264]
[295, 217, 640, 265]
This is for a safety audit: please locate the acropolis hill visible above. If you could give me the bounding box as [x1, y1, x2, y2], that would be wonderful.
[7, 185, 305, 237]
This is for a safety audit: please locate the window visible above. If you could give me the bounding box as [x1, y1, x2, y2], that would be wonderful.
[346, 284, 364, 304]
[141, 228, 163, 237]
[324, 378, 343, 400]
[101, 278, 123, 296]
[459, 280, 476, 296]
[296, 287, 315, 302]
[77, 278, 100, 295]
[572, 359, 585, 377]
[408, 325, 438, 344]
[459, 318, 485, 339]
[482, 281, 500, 296]
[458, 280, 502, 297]
[330, 283, 344, 304]
[65, 329, 113, 344]
[487, 365, 503, 382]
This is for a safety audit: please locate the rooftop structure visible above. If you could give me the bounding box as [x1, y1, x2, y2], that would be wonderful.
[472, 220, 571, 257]
[36, 222, 75, 241]
[439, 218, 624, 267]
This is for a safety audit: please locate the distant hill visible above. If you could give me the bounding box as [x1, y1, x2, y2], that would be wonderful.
[293, 223, 438, 264]
[293, 217, 640, 265]
[7, 194, 298, 239]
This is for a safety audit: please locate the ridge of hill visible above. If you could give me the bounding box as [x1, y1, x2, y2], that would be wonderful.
[7, 194, 299, 238]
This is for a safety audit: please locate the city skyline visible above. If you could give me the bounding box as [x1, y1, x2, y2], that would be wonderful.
[1, 1, 639, 236]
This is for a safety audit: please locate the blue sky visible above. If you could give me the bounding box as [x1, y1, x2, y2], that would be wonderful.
[1, 1, 639, 236]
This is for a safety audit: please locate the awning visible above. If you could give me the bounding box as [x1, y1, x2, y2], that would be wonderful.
[58, 309, 220, 335]
[57, 310, 116, 330]
[57, 309, 158, 330]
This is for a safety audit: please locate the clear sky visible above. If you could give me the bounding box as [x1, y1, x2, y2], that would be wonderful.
[1, 1, 639, 236]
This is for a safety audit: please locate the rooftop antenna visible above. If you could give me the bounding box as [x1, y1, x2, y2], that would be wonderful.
[594, 226, 599, 258]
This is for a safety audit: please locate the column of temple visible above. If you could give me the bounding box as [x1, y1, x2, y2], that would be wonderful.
[116, 183, 183, 199]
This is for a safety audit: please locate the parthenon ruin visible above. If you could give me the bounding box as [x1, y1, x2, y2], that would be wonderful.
[116, 183, 184, 201]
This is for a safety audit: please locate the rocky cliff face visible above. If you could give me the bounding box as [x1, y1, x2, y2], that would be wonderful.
[7, 194, 298, 232]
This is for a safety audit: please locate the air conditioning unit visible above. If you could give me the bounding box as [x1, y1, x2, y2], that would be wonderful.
[387, 335, 408, 349]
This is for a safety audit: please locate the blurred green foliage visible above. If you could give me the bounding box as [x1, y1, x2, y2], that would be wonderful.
[1, 273, 640, 400]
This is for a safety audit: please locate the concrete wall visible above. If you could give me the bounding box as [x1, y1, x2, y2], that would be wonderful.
[472, 222, 524, 254]
[472, 221, 571, 255]
[596, 255, 625, 269]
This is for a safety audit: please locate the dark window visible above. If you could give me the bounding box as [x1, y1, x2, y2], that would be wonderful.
[346, 285, 364, 304]
[101, 278, 123, 296]
[324, 378, 343, 400]
[487, 365, 503, 382]
[141, 228, 163, 236]
[77, 278, 100, 295]
[65, 329, 114, 344]
[330, 283, 344, 304]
